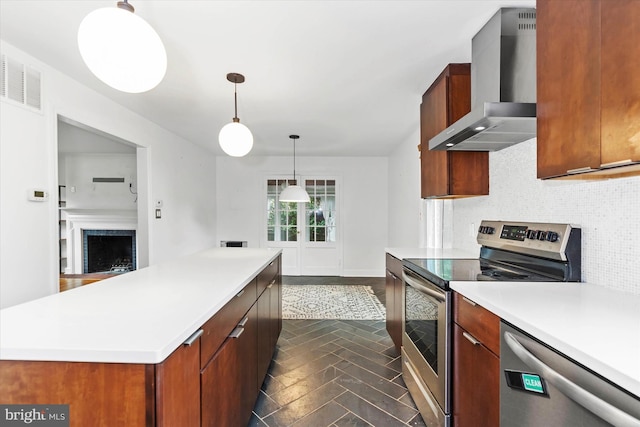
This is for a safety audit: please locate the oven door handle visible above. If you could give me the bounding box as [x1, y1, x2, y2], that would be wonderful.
[403, 271, 445, 303]
[504, 331, 640, 427]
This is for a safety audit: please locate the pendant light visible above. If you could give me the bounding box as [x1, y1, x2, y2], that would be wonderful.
[218, 73, 254, 157]
[77, 0, 167, 93]
[279, 135, 310, 203]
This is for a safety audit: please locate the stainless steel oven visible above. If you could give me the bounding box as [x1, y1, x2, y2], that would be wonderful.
[401, 220, 582, 427]
[402, 268, 451, 427]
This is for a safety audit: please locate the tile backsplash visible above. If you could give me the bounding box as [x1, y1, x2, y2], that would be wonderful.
[448, 138, 640, 294]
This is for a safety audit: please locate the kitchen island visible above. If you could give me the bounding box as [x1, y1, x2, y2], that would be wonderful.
[0, 247, 282, 426]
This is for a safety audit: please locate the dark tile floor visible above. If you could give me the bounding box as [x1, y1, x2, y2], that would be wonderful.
[249, 277, 426, 427]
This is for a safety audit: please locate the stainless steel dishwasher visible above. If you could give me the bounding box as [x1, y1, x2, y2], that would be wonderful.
[500, 322, 640, 427]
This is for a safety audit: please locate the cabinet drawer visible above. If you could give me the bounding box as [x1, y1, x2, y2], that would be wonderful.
[200, 279, 257, 368]
[257, 258, 278, 295]
[453, 292, 500, 356]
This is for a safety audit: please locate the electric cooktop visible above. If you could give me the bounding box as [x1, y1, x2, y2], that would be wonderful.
[403, 220, 582, 290]
[403, 258, 562, 290]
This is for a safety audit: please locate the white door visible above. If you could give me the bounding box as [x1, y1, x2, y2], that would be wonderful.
[264, 177, 341, 276]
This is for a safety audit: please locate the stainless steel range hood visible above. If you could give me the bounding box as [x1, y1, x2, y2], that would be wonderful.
[430, 8, 537, 151]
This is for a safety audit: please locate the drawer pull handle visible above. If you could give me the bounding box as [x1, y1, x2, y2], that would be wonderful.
[236, 289, 245, 298]
[229, 327, 244, 339]
[463, 331, 481, 346]
[238, 316, 249, 327]
[462, 296, 477, 306]
[183, 329, 203, 346]
[567, 166, 597, 175]
[267, 279, 276, 289]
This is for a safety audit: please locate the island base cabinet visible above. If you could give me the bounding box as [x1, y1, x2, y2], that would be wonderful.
[0, 340, 201, 427]
[0, 254, 282, 427]
[257, 257, 282, 389]
[201, 304, 258, 427]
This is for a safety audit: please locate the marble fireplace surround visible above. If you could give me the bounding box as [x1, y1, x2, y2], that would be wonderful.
[64, 210, 137, 274]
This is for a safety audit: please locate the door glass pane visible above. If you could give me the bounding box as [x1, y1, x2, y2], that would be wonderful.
[267, 179, 298, 242]
[304, 179, 336, 242]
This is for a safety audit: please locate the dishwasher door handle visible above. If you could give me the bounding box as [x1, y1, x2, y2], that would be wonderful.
[504, 331, 640, 427]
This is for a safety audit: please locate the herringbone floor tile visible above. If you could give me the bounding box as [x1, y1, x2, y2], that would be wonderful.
[249, 319, 427, 427]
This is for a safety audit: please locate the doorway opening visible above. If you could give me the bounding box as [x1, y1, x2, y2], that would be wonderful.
[56, 116, 146, 290]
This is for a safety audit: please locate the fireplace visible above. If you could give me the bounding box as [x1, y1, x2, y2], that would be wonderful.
[63, 210, 137, 274]
[82, 229, 136, 273]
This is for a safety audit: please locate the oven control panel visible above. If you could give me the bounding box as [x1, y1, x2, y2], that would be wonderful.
[477, 220, 580, 261]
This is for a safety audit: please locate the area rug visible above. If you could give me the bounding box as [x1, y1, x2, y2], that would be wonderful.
[281, 285, 386, 320]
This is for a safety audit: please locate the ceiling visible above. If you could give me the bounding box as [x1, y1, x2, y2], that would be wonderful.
[0, 0, 535, 157]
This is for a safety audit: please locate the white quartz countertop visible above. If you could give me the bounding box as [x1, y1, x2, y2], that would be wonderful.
[0, 248, 281, 364]
[450, 281, 640, 398]
[385, 247, 477, 260]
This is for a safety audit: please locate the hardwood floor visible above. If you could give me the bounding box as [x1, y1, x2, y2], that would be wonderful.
[59, 273, 118, 292]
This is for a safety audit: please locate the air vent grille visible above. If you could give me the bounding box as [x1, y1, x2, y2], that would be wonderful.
[518, 11, 536, 31]
[0, 54, 42, 112]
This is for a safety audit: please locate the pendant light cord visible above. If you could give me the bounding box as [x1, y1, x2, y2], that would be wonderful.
[234, 81, 238, 120]
[289, 135, 300, 184]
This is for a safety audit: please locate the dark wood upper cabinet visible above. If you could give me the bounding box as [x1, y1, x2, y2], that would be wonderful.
[420, 63, 489, 198]
[537, 0, 640, 179]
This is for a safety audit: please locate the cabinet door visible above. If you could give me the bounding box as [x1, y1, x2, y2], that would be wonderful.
[537, 0, 602, 178]
[420, 64, 488, 198]
[156, 338, 201, 427]
[201, 335, 242, 427]
[421, 76, 450, 198]
[257, 286, 272, 388]
[270, 273, 282, 351]
[239, 304, 259, 419]
[452, 324, 500, 427]
[201, 304, 258, 427]
[601, 0, 640, 166]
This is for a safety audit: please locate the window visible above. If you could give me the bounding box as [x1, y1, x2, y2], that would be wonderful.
[267, 179, 298, 241]
[305, 179, 336, 242]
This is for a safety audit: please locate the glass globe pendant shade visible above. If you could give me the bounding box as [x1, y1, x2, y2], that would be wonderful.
[279, 184, 310, 203]
[78, 6, 167, 93]
[218, 120, 254, 157]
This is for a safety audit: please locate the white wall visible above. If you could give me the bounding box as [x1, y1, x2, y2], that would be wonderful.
[216, 155, 388, 276]
[387, 128, 422, 248]
[63, 153, 137, 209]
[0, 40, 217, 308]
